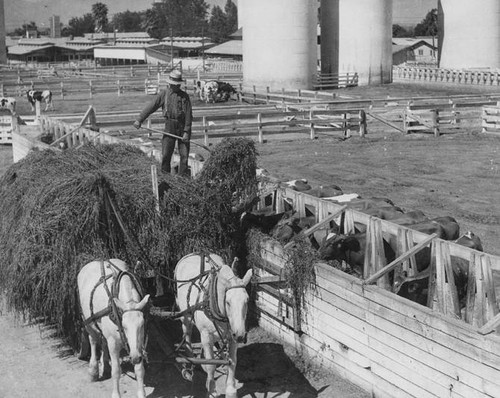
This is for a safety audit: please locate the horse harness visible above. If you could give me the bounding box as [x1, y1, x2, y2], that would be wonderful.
[180, 254, 247, 343]
[83, 259, 147, 354]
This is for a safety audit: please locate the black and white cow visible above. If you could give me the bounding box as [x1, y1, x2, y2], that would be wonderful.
[26, 90, 53, 112]
[195, 80, 238, 103]
[0, 97, 16, 113]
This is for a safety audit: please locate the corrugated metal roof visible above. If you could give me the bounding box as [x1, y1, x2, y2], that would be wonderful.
[205, 40, 242, 56]
[8, 45, 54, 55]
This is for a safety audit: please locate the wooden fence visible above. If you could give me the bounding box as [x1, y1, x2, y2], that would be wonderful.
[252, 186, 500, 397]
[402, 98, 500, 136]
[394, 66, 500, 86]
[34, 108, 204, 176]
[482, 104, 500, 134]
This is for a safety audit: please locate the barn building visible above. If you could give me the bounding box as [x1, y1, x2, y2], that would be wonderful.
[392, 38, 438, 66]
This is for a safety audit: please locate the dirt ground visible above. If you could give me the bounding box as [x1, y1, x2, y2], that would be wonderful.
[2, 81, 500, 397]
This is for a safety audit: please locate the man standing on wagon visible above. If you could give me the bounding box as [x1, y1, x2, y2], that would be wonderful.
[133, 69, 193, 176]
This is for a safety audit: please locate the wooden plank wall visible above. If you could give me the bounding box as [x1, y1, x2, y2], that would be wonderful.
[253, 187, 500, 397]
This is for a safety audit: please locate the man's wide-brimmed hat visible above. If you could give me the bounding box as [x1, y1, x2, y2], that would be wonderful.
[166, 69, 183, 85]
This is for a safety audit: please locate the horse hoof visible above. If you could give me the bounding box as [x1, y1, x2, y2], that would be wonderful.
[89, 370, 99, 382]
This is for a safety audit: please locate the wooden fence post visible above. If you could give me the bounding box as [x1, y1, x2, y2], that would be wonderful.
[309, 109, 315, 139]
[427, 240, 460, 318]
[359, 109, 367, 137]
[117, 80, 121, 96]
[394, 228, 418, 291]
[257, 113, 263, 143]
[465, 253, 499, 327]
[253, 85, 257, 104]
[363, 217, 391, 290]
[60, 81, 64, 99]
[203, 116, 208, 146]
[431, 109, 439, 137]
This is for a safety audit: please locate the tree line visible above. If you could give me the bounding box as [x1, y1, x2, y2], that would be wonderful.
[10, 0, 238, 44]
[393, 8, 438, 38]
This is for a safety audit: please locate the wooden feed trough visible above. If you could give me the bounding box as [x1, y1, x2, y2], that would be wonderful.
[251, 187, 500, 398]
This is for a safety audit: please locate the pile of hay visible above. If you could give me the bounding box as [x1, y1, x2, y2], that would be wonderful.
[0, 138, 258, 349]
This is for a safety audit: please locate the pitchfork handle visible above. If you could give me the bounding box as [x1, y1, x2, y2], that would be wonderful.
[138, 125, 211, 153]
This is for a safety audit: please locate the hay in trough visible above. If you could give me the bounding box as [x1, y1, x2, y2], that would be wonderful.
[0, 137, 258, 350]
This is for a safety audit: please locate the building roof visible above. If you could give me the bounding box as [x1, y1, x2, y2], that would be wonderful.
[8, 45, 54, 55]
[229, 28, 242, 40]
[84, 32, 151, 40]
[392, 38, 436, 54]
[205, 40, 242, 56]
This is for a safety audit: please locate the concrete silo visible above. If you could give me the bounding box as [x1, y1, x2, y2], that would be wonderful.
[0, 0, 7, 64]
[438, 0, 500, 69]
[240, 0, 318, 90]
[320, 0, 393, 85]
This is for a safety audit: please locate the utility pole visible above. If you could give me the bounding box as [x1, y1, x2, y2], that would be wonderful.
[170, 28, 174, 70]
[201, 25, 205, 71]
[0, 0, 7, 64]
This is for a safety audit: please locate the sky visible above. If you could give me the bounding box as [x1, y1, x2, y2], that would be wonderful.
[3, 0, 436, 33]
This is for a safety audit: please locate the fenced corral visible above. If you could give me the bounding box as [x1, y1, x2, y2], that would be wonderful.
[0, 111, 18, 145]
[402, 97, 500, 136]
[394, 66, 500, 86]
[482, 104, 500, 134]
[251, 186, 500, 398]
[15, 107, 204, 176]
[313, 72, 359, 90]
[0, 63, 243, 100]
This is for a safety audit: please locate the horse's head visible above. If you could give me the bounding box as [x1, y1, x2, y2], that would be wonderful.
[113, 294, 150, 364]
[223, 259, 252, 343]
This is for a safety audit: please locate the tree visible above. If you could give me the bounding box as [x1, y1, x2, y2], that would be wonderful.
[141, 0, 209, 39]
[92, 2, 109, 33]
[208, 1, 238, 44]
[208, 6, 228, 43]
[392, 24, 412, 38]
[224, 0, 238, 35]
[111, 10, 144, 33]
[414, 8, 438, 36]
[66, 14, 95, 37]
[13, 22, 38, 37]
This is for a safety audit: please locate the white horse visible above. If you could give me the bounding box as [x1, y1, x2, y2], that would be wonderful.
[77, 259, 150, 398]
[175, 253, 252, 398]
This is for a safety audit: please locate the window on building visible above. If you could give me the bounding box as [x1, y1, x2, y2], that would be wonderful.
[418, 49, 424, 56]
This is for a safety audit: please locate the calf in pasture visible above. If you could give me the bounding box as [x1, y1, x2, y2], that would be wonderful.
[0, 97, 16, 113]
[26, 89, 53, 112]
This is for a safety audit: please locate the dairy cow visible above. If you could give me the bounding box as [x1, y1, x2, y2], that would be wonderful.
[195, 80, 238, 103]
[26, 90, 53, 112]
[0, 97, 16, 113]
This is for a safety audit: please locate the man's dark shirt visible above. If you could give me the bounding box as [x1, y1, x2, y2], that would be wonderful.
[137, 87, 193, 138]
